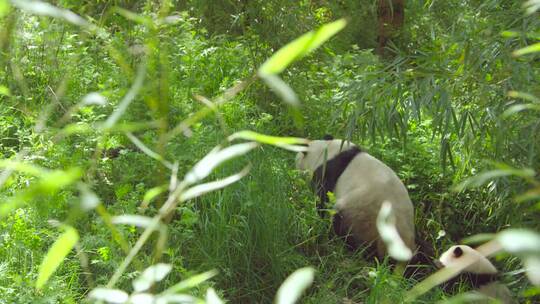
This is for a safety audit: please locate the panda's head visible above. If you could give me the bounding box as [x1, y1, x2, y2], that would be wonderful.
[295, 135, 356, 172]
[438, 245, 498, 275]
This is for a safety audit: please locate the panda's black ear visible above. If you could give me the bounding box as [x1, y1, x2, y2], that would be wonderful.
[453, 246, 463, 258]
[323, 134, 334, 140]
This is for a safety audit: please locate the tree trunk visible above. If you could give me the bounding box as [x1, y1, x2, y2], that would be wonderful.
[376, 0, 405, 56]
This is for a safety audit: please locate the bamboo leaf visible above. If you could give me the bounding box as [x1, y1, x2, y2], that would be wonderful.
[507, 91, 540, 103]
[228, 131, 308, 152]
[275, 267, 315, 304]
[102, 64, 146, 130]
[184, 142, 258, 185]
[513, 42, 540, 57]
[88, 288, 129, 303]
[206, 288, 224, 304]
[112, 215, 154, 228]
[114, 7, 154, 28]
[163, 270, 218, 294]
[81, 92, 107, 106]
[496, 229, 540, 255]
[0, 160, 47, 177]
[133, 263, 172, 292]
[515, 186, 540, 203]
[0, 167, 82, 218]
[36, 226, 79, 289]
[496, 229, 540, 286]
[453, 167, 536, 192]
[128, 293, 154, 304]
[126, 132, 174, 170]
[442, 292, 494, 303]
[181, 165, 251, 202]
[78, 183, 100, 211]
[11, 0, 90, 28]
[140, 185, 167, 209]
[157, 294, 200, 303]
[258, 19, 347, 76]
[524, 257, 540, 286]
[462, 233, 496, 245]
[524, 0, 540, 15]
[59, 122, 93, 136]
[376, 201, 413, 261]
[38, 168, 82, 192]
[260, 74, 299, 107]
[0, 85, 10, 96]
[502, 103, 540, 117]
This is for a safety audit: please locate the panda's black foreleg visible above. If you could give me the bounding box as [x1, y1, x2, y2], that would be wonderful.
[332, 211, 359, 251]
[332, 212, 379, 258]
[403, 237, 437, 279]
[312, 179, 330, 217]
[316, 195, 327, 217]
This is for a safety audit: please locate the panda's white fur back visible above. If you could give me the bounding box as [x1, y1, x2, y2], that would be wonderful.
[334, 153, 415, 256]
[296, 138, 415, 257]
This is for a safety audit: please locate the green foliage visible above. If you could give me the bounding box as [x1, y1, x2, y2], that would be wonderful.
[0, 0, 538, 303]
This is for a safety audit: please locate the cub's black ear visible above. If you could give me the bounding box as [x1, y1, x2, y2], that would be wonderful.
[323, 134, 334, 140]
[453, 246, 463, 258]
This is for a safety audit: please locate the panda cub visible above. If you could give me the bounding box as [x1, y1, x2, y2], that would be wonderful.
[438, 245, 515, 304]
[295, 135, 415, 258]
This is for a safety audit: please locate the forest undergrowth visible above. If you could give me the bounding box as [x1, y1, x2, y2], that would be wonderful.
[0, 1, 539, 303]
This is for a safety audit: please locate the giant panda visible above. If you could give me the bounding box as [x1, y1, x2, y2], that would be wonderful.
[295, 135, 415, 258]
[437, 245, 515, 304]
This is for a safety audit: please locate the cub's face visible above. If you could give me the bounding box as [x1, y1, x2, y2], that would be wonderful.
[438, 245, 497, 274]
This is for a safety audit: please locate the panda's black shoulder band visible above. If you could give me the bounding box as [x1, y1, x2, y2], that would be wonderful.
[312, 147, 362, 211]
[323, 134, 334, 140]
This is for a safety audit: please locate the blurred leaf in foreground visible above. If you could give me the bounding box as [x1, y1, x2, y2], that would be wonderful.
[258, 19, 347, 76]
[496, 229, 540, 285]
[275, 267, 315, 304]
[36, 226, 79, 289]
[132, 263, 172, 292]
[11, 0, 91, 28]
[376, 201, 413, 261]
[183, 142, 258, 185]
[228, 131, 308, 152]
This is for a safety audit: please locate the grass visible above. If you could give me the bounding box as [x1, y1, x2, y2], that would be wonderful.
[0, 1, 539, 303]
